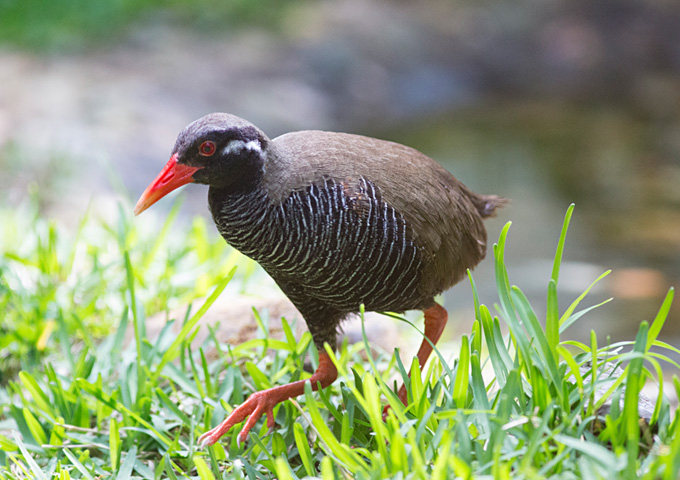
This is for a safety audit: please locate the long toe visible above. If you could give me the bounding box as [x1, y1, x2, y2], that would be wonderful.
[237, 403, 268, 444]
[198, 354, 338, 447]
[198, 390, 276, 447]
[198, 404, 257, 447]
[198, 424, 230, 448]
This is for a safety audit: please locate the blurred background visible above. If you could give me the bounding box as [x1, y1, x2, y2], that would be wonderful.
[1, 0, 678, 353]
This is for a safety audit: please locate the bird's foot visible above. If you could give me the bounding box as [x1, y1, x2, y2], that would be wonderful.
[198, 389, 279, 448]
[198, 353, 338, 448]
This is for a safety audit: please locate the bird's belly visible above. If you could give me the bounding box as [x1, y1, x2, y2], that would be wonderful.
[213, 178, 434, 314]
[257, 212, 428, 313]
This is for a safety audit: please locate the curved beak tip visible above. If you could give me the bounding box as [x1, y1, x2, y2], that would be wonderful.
[133, 201, 146, 216]
[133, 154, 201, 216]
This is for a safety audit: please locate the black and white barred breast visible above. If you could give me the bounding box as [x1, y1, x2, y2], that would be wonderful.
[209, 174, 430, 316]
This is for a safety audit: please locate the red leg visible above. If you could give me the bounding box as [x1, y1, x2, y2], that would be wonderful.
[388, 304, 448, 409]
[198, 352, 337, 447]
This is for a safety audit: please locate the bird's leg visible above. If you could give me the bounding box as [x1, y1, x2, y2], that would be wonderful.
[198, 351, 337, 448]
[388, 303, 448, 410]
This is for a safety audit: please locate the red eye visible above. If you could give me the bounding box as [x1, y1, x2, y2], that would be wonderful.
[199, 141, 216, 156]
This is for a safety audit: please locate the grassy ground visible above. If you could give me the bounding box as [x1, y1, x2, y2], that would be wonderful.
[0, 202, 678, 479]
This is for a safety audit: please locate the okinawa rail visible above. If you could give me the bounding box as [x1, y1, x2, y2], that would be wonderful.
[134, 113, 506, 447]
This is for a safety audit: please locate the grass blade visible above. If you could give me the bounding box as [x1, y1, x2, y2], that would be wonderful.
[551, 203, 574, 284]
[546, 279, 559, 360]
[110, 417, 121, 471]
[13, 433, 47, 480]
[153, 269, 235, 381]
[115, 446, 138, 480]
[62, 448, 95, 480]
[453, 336, 470, 409]
[648, 288, 674, 346]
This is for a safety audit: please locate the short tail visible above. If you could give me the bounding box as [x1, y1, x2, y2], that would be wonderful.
[474, 194, 510, 218]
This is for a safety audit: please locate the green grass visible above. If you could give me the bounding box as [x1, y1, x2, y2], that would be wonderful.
[0, 202, 678, 479]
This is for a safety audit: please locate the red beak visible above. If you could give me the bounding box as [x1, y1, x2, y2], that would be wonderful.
[134, 154, 203, 216]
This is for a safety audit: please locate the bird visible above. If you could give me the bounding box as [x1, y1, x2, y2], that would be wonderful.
[134, 113, 506, 447]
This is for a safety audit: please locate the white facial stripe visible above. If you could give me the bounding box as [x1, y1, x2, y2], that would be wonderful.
[222, 139, 262, 156]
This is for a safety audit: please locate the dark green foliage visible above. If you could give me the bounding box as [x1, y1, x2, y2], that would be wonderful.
[0, 203, 678, 478]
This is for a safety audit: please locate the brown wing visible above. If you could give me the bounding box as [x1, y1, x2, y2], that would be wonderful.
[265, 131, 492, 297]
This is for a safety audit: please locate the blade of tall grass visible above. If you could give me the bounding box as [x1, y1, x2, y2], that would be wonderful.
[493, 223, 519, 331]
[550, 203, 574, 285]
[302, 381, 367, 473]
[13, 432, 47, 480]
[648, 288, 674, 346]
[153, 269, 234, 382]
[545, 204, 575, 362]
[22, 408, 47, 447]
[560, 294, 613, 333]
[76, 378, 173, 448]
[624, 322, 649, 473]
[478, 304, 510, 387]
[554, 434, 619, 471]
[109, 417, 121, 471]
[546, 279, 559, 362]
[357, 307, 404, 415]
[62, 448, 95, 480]
[511, 286, 563, 397]
[18, 372, 55, 421]
[452, 335, 470, 409]
[664, 398, 680, 479]
[293, 422, 314, 477]
[114, 446, 138, 480]
[556, 346, 585, 392]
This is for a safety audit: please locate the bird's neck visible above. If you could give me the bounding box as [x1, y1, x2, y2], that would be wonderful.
[207, 180, 277, 258]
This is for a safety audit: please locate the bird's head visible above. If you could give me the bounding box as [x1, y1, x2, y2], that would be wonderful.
[134, 113, 268, 215]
